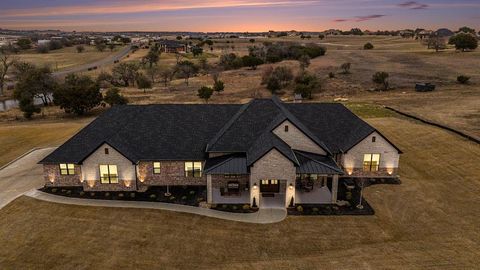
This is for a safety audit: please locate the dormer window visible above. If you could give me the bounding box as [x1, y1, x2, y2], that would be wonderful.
[372, 136, 376, 143]
[105, 148, 109, 155]
[284, 125, 289, 132]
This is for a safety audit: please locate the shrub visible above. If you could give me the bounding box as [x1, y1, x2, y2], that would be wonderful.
[104, 88, 128, 106]
[231, 205, 238, 210]
[328, 72, 335, 78]
[51, 188, 58, 193]
[197, 86, 214, 103]
[169, 196, 176, 201]
[457, 75, 470, 84]
[36, 45, 49, 54]
[189, 190, 196, 195]
[118, 193, 124, 198]
[222, 204, 228, 209]
[294, 72, 320, 99]
[79, 191, 85, 196]
[105, 192, 110, 197]
[243, 204, 251, 210]
[363, 42, 374, 50]
[90, 192, 95, 197]
[340, 62, 351, 74]
[449, 33, 478, 51]
[346, 191, 352, 200]
[312, 207, 319, 213]
[150, 194, 157, 199]
[372, 71, 390, 91]
[66, 190, 72, 195]
[130, 193, 136, 198]
[181, 196, 187, 200]
[296, 205, 304, 212]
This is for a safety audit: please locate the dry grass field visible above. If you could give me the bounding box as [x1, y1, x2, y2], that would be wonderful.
[0, 118, 91, 167]
[15, 45, 125, 71]
[1, 113, 479, 269]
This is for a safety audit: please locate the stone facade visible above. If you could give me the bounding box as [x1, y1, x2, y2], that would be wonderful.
[342, 131, 400, 177]
[43, 164, 82, 187]
[83, 179, 137, 192]
[137, 161, 206, 191]
[272, 120, 327, 155]
[211, 175, 249, 189]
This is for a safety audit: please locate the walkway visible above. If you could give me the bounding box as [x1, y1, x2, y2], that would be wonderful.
[26, 189, 287, 224]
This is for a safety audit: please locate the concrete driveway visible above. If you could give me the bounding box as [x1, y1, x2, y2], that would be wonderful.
[0, 148, 55, 209]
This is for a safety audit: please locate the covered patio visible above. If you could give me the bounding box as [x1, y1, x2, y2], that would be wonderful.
[295, 186, 332, 204]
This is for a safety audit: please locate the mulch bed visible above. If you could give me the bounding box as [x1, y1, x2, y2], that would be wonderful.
[287, 201, 374, 216]
[211, 204, 258, 213]
[40, 186, 207, 207]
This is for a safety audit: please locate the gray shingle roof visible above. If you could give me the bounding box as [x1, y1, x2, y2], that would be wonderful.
[40, 98, 399, 165]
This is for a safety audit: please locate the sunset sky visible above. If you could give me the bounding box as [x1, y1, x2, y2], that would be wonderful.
[0, 0, 479, 32]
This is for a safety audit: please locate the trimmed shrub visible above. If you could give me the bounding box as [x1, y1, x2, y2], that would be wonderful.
[189, 190, 196, 195]
[181, 196, 187, 201]
[243, 204, 251, 210]
[297, 205, 304, 212]
[90, 192, 95, 197]
[364, 42, 374, 50]
[328, 72, 335, 78]
[457, 75, 470, 84]
[118, 193, 124, 198]
[51, 188, 58, 193]
[130, 192, 136, 198]
[105, 192, 110, 197]
[79, 191, 85, 196]
[149, 194, 157, 199]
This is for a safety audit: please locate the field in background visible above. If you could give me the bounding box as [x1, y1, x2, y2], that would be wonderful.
[1, 114, 479, 269]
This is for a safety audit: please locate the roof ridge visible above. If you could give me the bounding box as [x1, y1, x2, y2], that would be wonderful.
[271, 97, 332, 156]
[206, 100, 253, 151]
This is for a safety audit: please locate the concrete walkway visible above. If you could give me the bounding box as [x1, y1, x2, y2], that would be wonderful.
[26, 189, 287, 224]
[0, 147, 56, 209]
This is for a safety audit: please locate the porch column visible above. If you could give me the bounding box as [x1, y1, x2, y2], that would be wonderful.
[207, 174, 213, 204]
[331, 174, 339, 203]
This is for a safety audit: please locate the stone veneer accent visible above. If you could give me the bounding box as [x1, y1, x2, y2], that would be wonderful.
[348, 167, 398, 178]
[83, 179, 137, 192]
[137, 161, 207, 191]
[44, 164, 82, 187]
[211, 175, 249, 189]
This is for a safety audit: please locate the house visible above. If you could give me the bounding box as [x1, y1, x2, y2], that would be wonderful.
[39, 97, 401, 208]
[157, 40, 188, 53]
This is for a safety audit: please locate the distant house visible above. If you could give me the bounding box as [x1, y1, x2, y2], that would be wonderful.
[417, 30, 433, 39]
[37, 40, 51, 46]
[435, 28, 455, 38]
[40, 97, 401, 209]
[158, 40, 189, 53]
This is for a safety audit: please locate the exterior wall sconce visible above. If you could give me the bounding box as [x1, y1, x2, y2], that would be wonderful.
[124, 180, 132, 188]
[49, 174, 55, 183]
[289, 183, 294, 190]
[253, 183, 257, 190]
[387, 169, 393, 175]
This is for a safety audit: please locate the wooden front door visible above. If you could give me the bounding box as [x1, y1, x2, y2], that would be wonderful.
[260, 179, 280, 193]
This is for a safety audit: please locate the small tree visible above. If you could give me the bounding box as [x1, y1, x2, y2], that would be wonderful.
[160, 68, 174, 87]
[76, 45, 85, 53]
[318, 34, 325, 40]
[372, 71, 390, 91]
[104, 88, 128, 106]
[364, 42, 374, 50]
[266, 76, 281, 94]
[146, 65, 160, 83]
[449, 33, 478, 51]
[0, 51, 15, 96]
[36, 45, 49, 54]
[192, 46, 203, 57]
[108, 43, 116, 52]
[457, 75, 470, 84]
[112, 62, 140, 86]
[96, 42, 107, 52]
[294, 72, 320, 99]
[16, 38, 32, 50]
[427, 35, 446, 52]
[242, 55, 264, 70]
[136, 74, 152, 93]
[145, 46, 161, 67]
[212, 73, 225, 94]
[175, 60, 198, 85]
[298, 54, 311, 71]
[197, 86, 213, 103]
[340, 62, 351, 74]
[54, 74, 102, 115]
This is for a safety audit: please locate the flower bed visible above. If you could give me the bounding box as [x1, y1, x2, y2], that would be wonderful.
[40, 186, 207, 207]
[288, 201, 374, 216]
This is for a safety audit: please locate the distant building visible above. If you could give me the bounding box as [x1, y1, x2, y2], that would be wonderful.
[37, 40, 51, 46]
[417, 30, 433, 39]
[435, 28, 454, 38]
[158, 40, 189, 53]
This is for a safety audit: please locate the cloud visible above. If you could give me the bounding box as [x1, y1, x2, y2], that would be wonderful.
[397, 1, 429, 10]
[333, 14, 386, 23]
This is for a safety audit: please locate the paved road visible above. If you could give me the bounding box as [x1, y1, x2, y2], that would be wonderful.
[0, 148, 56, 209]
[53, 45, 132, 77]
[1, 148, 287, 224]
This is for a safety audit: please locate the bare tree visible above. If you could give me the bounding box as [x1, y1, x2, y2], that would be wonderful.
[0, 51, 16, 96]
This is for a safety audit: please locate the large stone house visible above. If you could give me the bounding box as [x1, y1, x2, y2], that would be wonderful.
[39, 98, 401, 208]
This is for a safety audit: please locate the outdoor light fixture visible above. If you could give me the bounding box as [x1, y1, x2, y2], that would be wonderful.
[387, 169, 393, 175]
[253, 183, 257, 190]
[289, 183, 294, 190]
[49, 174, 55, 183]
[124, 180, 132, 188]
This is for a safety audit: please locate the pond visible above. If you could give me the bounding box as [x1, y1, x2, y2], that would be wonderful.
[0, 94, 53, 112]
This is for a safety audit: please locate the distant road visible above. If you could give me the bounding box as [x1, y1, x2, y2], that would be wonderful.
[53, 45, 132, 77]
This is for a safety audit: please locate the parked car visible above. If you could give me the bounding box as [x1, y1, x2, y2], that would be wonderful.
[415, 83, 436, 92]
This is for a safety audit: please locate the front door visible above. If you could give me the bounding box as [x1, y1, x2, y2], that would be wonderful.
[260, 179, 280, 194]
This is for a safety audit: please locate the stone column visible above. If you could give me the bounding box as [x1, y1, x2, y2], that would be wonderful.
[331, 174, 339, 203]
[207, 174, 213, 204]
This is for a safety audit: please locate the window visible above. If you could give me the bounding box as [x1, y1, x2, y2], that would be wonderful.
[284, 125, 289, 132]
[363, 154, 380, 172]
[104, 148, 109, 155]
[372, 136, 376, 143]
[185, 162, 202, 177]
[153, 162, 161, 174]
[99, 165, 119, 184]
[59, 163, 75, 175]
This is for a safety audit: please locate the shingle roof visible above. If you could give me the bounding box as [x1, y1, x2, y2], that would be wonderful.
[40, 98, 398, 165]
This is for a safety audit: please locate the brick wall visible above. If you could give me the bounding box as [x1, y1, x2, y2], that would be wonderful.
[43, 164, 82, 187]
[348, 168, 398, 178]
[211, 175, 249, 189]
[83, 179, 137, 192]
[137, 161, 207, 190]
